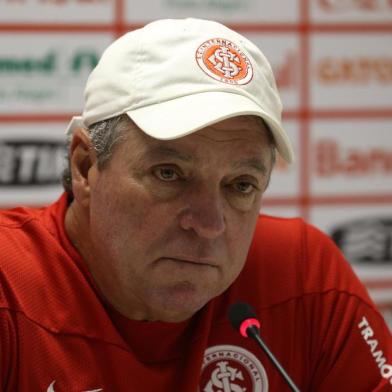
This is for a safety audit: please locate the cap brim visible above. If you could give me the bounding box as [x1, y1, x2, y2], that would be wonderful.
[127, 91, 294, 163]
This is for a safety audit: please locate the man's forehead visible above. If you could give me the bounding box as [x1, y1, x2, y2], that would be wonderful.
[142, 143, 268, 174]
[135, 129, 270, 176]
[122, 115, 273, 164]
[144, 145, 193, 161]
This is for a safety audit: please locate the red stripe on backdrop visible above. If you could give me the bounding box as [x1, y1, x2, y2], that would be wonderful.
[123, 23, 304, 33]
[283, 109, 392, 119]
[114, 0, 125, 37]
[0, 114, 74, 123]
[263, 195, 392, 206]
[310, 23, 392, 33]
[310, 110, 392, 119]
[283, 110, 392, 120]
[363, 280, 392, 290]
[309, 195, 392, 205]
[123, 23, 392, 34]
[0, 24, 114, 33]
[298, 0, 311, 221]
[301, 0, 310, 26]
[1, 18, 391, 35]
[374, 302, 392, 312]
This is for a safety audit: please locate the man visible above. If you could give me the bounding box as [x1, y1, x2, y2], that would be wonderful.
[0, 18, 391, 391]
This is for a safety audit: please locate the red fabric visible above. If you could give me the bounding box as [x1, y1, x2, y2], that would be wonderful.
[0, 194, 391, 391]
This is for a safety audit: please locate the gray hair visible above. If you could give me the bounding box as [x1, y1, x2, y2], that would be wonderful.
[62, 114, 277, 195]
[62, 114, 131, 195]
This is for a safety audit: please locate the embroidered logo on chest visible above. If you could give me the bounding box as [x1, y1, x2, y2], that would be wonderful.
[199, 345, 268, 392]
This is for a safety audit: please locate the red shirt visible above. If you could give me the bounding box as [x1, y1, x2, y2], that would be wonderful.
[1, 194, 391, 391]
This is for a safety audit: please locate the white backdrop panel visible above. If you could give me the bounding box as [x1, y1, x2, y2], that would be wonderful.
[244, 32, 301, 112]
[310, 0, 392, 23]
[310, 33, 392, 109]
[125, 0, 300, 24]
[310, 118, 392, 196]
[0, 33, 113, 114]
[0, 0, 114, 23]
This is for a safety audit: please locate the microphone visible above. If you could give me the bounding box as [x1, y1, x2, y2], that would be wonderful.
[228, 302, 301, 392]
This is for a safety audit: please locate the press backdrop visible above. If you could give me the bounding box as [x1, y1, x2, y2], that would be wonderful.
[0, 0, 391, 327]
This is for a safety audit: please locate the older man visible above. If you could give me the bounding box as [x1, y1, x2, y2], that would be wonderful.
[1, 18, 391, 391]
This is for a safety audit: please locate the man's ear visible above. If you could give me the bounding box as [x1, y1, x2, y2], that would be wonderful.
[69, 127, 97, 207]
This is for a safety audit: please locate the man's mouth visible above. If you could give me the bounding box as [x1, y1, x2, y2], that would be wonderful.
[159, 256, 218, 268]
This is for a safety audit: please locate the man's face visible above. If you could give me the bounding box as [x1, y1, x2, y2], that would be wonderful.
[82, 116, 273, 322]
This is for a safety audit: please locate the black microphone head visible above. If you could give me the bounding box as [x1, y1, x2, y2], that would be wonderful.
[228, 302, 257, 331]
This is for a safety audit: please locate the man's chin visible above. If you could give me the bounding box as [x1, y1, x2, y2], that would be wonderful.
[147, 284, 213, 322]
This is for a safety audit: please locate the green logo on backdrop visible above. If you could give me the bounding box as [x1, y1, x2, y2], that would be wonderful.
[71, 51, 99, 73]
[0, 50, 98, 75]
[0, 52, 56, 74]
[0, 49, 99, 104]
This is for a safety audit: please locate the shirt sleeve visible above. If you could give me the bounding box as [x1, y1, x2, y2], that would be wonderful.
[304, 224, 392, 391]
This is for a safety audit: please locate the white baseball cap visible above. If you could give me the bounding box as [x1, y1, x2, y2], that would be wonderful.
[67, 18, 294, 163]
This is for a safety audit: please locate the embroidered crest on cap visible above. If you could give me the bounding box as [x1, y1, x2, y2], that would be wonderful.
[196, 38, 253, 85]
[199, 344, 268, 392]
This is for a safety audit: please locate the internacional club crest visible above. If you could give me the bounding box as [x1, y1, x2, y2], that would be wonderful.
[196, 38, 253, 85]
[199, 345, 268, 392]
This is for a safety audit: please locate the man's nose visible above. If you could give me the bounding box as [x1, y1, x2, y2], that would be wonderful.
[179, 186, 226, 239]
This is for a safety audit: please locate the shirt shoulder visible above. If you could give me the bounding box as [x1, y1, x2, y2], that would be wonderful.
[0, 205, 52, 312]
[233, 214, 375, 309]
[0, 197, 122, 346]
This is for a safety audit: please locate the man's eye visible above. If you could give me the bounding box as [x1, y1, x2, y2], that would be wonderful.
[153, 167, 180, 181]
[233, 181, 255, 194]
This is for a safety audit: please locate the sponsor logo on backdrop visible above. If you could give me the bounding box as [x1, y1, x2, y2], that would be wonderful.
[317, 57, 392, 84]
[0, 51, 98, 75]
[0, 139, 66, 186]
[273, 51, 299, 91]
[318, 0, 392, 12]
[330, 217, 392, 263]
[0, 50, 98, 105]
[0, 52, 56, 74]
[163, 0, 250, 10]
[316, 139, 392, 177]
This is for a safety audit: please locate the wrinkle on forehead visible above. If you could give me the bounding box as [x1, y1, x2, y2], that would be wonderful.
[193, 133, 262, 144]
[113, 116, 274, 181]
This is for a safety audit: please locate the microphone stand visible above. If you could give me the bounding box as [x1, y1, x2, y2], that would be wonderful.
[247, 325, 301, 392]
